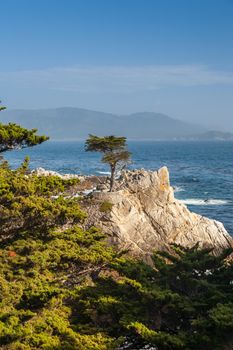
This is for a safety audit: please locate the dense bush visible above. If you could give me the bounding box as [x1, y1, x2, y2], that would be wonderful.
[74, 245, 233, 350]
[0, 158, 85, 244]
[0, 159, 119, 349]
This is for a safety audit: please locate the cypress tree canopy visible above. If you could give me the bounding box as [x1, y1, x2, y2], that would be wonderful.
[85, 134, 131, 191]
[85, 134, 127, 152]
[0, 123, 49, 153]
[0, 102, 49, 153]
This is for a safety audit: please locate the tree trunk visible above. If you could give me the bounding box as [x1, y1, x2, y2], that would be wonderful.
[109, 165, 115, 192]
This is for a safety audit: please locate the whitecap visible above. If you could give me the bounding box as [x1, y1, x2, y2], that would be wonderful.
[97, 171, 111, 175]
[180, 198, 229, 206]
[173, 186, 185, 193]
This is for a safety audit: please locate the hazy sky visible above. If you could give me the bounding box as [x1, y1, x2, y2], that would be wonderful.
[1, 0, 233, 130]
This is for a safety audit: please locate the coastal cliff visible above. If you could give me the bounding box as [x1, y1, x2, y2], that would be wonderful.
[83, 167, 232, 258]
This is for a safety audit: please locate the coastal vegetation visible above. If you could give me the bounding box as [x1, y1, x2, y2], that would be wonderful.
[0, 103, 48, 154]
[0, 109, 233, 349]
[85, 135, 131, 191]
[0, 166, 233, 350]
[0, 102, 6, 112]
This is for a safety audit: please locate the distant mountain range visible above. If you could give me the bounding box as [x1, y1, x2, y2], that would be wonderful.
[1, 107, 233, 141]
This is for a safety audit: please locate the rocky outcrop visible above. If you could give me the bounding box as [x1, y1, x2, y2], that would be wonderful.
[31, 167, 84, 181]
[85, 167, 232, 259]
[31, 167, 111, 195]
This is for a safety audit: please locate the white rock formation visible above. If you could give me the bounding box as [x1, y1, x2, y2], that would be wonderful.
[89, 167, 232, 258]
[31, 167, 84, 181]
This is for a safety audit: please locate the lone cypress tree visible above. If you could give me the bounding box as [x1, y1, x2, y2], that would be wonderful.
[85, 134, 131, 191]
[0, 101, 49, 153]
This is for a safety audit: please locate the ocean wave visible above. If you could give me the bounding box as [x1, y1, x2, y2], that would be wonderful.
[97, 171, 111, 175]
[180, 198, 229, 206]
[182, 177, 200, 183]
[173, 186, 185, 193]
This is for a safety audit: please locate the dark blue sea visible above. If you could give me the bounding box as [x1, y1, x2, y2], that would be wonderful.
[4, 141, 233, 236]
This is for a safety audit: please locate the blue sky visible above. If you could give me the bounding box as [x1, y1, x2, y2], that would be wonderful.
[1, 0, 233, 130]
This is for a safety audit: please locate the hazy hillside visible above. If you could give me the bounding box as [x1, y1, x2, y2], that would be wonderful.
[0, 107, 208, 140]
[192, 130, 233, 141]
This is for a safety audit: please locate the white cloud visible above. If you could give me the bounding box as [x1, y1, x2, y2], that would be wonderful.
[1, 64, 233, 93]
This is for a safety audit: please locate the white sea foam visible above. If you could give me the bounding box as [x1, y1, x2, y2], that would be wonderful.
[98, 171, 111, 175]
[173, 186, 185, 193]
[180, 198, 229, 206]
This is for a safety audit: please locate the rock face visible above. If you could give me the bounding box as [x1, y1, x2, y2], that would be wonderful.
[88, 167, 232, 259]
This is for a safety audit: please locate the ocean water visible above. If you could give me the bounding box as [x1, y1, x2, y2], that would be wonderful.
[4, 140, 233, 236]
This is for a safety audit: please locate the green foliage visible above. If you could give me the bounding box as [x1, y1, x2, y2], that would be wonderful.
[0, 123, 49, 153]
[1, 159, 233, 349]
[99, 201, 114, 213]
[0, 159, 85, 244]
[85, 135, 131, 191]
[0, 102, 48, 153]
[85, 135, 127, 153]
[0, 101, 6, 112]
[102, 150, 131, 171]
[0, 160, 120, 349]
[74, 246, 233, 350]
